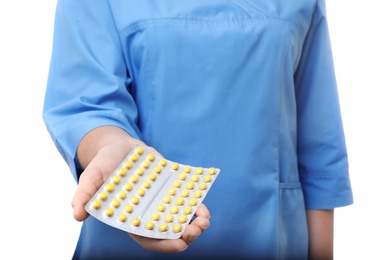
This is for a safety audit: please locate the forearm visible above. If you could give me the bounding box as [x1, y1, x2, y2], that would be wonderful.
[306, 209, 334, 260]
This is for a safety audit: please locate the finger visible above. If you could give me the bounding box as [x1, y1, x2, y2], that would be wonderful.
[189, 215, 210, 233]
[193, 204, 211, 231]
[71, 143, 161, 222]
[71, 165, 105, 221]
[71, 172, 103, 221]
[194, 203, 210, 219]
[129, 234, 188, 253]
[180, 204, 211, 245]
[71, 146, 128, 221]
[180, 223, 202, 246]
[181, 216, 210, 244]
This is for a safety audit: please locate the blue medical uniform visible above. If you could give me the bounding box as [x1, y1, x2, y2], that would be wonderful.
[43, 0, 353, 259]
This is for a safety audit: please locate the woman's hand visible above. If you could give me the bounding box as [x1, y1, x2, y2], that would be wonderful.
[71, 126, 210, 253]
[72, 126, 151, 222]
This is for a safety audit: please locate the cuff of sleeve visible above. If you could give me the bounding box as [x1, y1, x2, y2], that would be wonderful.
[52, 113, 141, 182]
[300, 168, 354, 210]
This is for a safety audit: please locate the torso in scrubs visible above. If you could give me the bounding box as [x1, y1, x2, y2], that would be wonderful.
[43, 0, 353, 259]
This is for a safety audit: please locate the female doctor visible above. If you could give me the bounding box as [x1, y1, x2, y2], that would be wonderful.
[43, 0, 353, 259]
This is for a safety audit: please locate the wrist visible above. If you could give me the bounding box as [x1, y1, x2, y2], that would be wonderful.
[76, 125, 134, 169]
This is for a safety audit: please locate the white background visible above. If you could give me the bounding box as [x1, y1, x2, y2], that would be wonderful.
[0, 1, 388, 259]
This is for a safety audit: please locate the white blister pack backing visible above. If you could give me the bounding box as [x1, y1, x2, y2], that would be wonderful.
[85, 145, 220, 239]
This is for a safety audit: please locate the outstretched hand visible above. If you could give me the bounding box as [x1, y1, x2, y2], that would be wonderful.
[71, 126, 210, 253]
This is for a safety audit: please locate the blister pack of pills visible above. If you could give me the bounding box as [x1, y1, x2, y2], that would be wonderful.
[85, 145, 220, 239]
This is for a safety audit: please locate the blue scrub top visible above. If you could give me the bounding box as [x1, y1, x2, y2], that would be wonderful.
[43, 0, 353, 259]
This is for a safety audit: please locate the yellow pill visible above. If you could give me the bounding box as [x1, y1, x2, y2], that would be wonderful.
[130, 175, 138, 183]
[124, 161, 133, 169]
[186, 182, 194, 190]
[194, 190, 203, 198]
[162, 196, 171, 204]
[118, 168, 127, 177]
[136, 167, 144, 176]
[131, 153, 139, 162]
[104, 208, 114, 217]
[117, 190, 126, 200]
[178, 215, 187, 224]
[208, 168, 216, 175]
[168, 188, 176, 196]
[123, 183, 133, 192]
[148, 173, 157, 181]
[132, 218, 141, 226]
[178, 173, 186, 180]
[124, 205, 133, 213]
[170, 206, 179, 214]
[203, 175, 212, 183]
[183, 207, 192, 215]
[196, 168, 203, 175]
[137, 188, 145, 196]
[159, 159, 167, 167]
[157, 204, 165, 212]
[171, 163, 179, 170]
[91, 200, 101, 210]
[142, 180, 151, 189]
[191, 175, 199, 182]
[159, 223, 168, 232]
[164, 214, 173, 223]
[173, 224, 182, 233]
[189, 198, 197, 206]
[147, 153, 155, 161]
[111, 199, 120, 208]
[180, 189, 189, 198]
[131, 196, 139, 205]
[199, 183, 207, 190]
[142, 160, 150, 169]
[154, 166, 162, 174]
[118, 213, 127, 222]
[173, 180, 181, 188]
[111, 175, 121, 185]
[183, 166, 191, 173]
[105, 183, 115, 193]
[145, 221, 154, 230]
[175, 198, 184, 206]
[98, 192, 108, 201]
[136, 147, 144, 155]
[151, 213, 160, 221]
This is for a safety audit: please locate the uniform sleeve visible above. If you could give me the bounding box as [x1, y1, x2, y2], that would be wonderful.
[294, 0, 353, 209]
[43, 0, 141, 181]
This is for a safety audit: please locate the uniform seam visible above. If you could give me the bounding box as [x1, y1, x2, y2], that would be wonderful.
[107, 0, 128, 70]
[299, 166, 348, 178]
[119, 17, 297, 37]
[275, 28, 295, 258]
[234, 0, 301, 35]
[279, 182, 302, 189]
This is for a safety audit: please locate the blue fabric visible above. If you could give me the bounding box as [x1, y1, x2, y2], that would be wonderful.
[43, 0, 353, 259]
